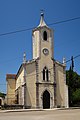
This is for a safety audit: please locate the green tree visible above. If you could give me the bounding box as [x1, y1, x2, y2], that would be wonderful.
[66, 69, 80, 107]
[0, 92, 6, 98]
[72, 89, 80, 106]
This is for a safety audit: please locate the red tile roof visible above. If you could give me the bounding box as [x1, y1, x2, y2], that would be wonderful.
[6, 74, 16, 80]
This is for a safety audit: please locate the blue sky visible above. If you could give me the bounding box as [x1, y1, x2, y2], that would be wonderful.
[0, 0, 80, 93]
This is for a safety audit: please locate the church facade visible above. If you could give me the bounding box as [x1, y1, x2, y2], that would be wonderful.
[6, 13, 68, 109]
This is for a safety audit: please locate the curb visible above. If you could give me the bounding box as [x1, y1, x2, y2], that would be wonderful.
[0, 108, 59, 113]
[0, 107, 80, 113]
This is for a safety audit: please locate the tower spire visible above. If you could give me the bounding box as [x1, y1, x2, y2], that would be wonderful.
[40, 10, 44, 22]
[38, 10, 47, 27]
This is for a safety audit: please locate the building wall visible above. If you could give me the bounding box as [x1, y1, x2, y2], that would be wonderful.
[32, 31, 40, 59]
[55, 62, 67, 107]
[40, 28, 54, 58]
[26, 61, 36, 108]
[16, 67, 24, 90]
[15, 65, 26, 105]
[6, 78, 16, 105]
[15, 61, 36, 108]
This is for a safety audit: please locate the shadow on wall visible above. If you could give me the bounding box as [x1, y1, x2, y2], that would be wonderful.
[0, 97, 4, 106]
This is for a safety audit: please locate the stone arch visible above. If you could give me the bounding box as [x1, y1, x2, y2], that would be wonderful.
[41, 88, 52, 98]
[41, 89, 53, 109]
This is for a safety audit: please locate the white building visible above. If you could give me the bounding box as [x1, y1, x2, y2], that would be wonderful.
[6, 13, 68, 109]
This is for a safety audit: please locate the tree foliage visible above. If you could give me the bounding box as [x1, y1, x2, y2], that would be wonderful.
[72, 89, 80, 103]
[66, 69, 80, 107]
[0, 92, 6, 98]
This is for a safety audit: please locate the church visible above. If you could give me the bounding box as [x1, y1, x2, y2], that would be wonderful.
[6, 13, 68, 109]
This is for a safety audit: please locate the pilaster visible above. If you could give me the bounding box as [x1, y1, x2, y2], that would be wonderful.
[35, 60, 39, 108]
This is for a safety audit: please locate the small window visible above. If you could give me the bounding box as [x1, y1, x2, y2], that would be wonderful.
[43, 69, 45, 80]
[43, 31, 47, 41]
[46, 69, 49, 81]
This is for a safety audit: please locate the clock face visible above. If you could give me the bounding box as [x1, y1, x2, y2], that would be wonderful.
[43, 48, 49, 55]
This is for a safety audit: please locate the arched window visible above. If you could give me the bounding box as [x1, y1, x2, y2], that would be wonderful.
[43, 67, 49, 81]
[43, 31, 47, 41]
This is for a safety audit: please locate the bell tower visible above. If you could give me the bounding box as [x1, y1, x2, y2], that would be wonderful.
[32, 13, 54, 59]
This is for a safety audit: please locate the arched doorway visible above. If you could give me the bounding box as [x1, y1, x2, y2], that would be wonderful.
[43, 90, 50, 109]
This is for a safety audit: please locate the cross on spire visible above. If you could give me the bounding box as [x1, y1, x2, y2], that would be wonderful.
[40, 9, 44, 16]
[38, 10, 47, 27]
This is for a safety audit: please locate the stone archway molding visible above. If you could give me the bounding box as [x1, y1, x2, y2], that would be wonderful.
[41, 88, 53, 109]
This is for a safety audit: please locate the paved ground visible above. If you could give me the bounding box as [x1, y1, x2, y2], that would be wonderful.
[0, 109, 80, 120]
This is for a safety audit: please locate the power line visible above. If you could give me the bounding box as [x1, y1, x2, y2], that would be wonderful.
[74, 54, 80, 59]
[65, 54, 80, 63]
[0, 16, 80, 37]
[48, 16, 80, 26]
[0, 27, 34, 36]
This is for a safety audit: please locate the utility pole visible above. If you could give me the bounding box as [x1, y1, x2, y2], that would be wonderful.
[71, 56, 74, 71]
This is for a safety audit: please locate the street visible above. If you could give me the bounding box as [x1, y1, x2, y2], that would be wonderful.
[0, 109, 80, 120]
